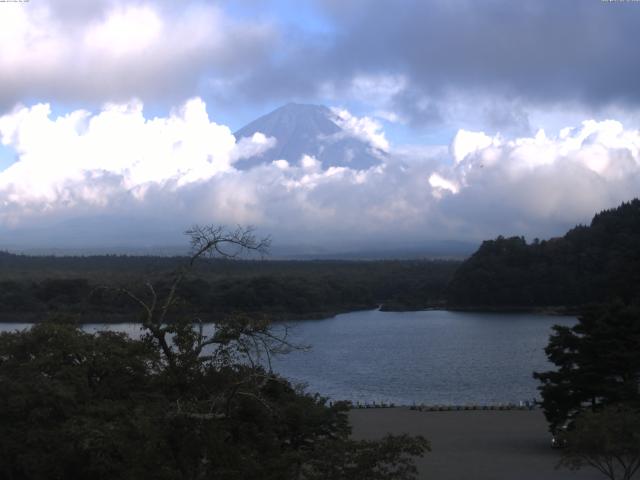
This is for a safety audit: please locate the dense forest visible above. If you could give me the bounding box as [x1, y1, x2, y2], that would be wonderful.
[0, 253, 458, 322]
[2, 199, 640, 321]
[447, 199, 640, 308]
[0, 227, 430, 479]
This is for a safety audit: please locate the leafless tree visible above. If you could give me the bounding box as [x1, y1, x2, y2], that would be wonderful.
[110, 225, 310, 424]
[115, 225, 285, 368]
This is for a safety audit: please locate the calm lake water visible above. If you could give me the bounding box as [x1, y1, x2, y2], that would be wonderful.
[0, 309, 575, 405]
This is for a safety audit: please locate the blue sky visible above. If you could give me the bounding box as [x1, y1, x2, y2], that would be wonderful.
[0, 145, 14, 172]
[224, 0, 334, 35]
[1, 0, 640, 251]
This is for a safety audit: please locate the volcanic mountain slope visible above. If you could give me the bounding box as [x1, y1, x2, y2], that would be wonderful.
[233, 103, 386, 170]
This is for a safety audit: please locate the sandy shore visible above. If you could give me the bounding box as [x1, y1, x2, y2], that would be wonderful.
[349, 408, 602, 480]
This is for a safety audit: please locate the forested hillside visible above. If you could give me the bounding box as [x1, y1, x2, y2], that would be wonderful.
[0, 254, 458, 322]
[447, 199, 640, 307]
[4, 199, 639, 319]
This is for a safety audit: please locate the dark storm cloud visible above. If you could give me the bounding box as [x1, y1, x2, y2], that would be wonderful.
[232, 0, 640, 124]
[5, 0, 635, 121]
[333, 0, 640, 103]
[388, 88, 443, 128]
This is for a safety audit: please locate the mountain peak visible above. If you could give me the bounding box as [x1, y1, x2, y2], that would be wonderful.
[234, 103, 384, 170]
[280, 101, 329, 111]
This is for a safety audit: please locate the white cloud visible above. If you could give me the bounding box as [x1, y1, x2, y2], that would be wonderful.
[300, 155, 322, 171]
[452, 120, 640, 177]
[233, 132, 278, 163]
[1, 98, 640, 250]
[451, 129, 500, 164]
[0, 98, 438, 246]
[0, 1, 275, 108]
[84, 5, 163, 58]
[428, 173, 459, 197]
[374, 110, 403, 124]
[433, 120, 640, 236]
[272, 159, 290, 170]
[0, 98, 272, 218]
[330, 108, 390, 152]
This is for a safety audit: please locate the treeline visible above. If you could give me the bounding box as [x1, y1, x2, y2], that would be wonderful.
[447, 199, 640, 307]
[0, 256, 459, 321]
[5, 198, 639, 319]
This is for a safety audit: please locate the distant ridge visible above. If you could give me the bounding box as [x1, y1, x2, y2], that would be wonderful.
[234, 103, 384, 170]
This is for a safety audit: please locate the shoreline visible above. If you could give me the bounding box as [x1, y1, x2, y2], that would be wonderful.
[441, 305, 581, 316]
[0, 304, 579, 324]
[350, 402, 537, 411]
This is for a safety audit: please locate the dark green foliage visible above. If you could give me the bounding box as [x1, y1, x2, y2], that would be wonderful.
[0, 280, 35, 310]
[0, 319, 429, 480]
[301, 434, 430, 480]
[448, 199, 640, 307]
[0, 225, 432, 478]
[534, 303, 640, 433]
[558, 405, 640, 480]
[0, 321, 161, 480]
[35, 278, 90, 304]
[0, 258, 458, 321]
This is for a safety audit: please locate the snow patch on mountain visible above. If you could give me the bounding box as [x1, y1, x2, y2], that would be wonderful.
[233, 103, 387, 170]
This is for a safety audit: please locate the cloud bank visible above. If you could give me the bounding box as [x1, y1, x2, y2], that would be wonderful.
[0, 98, 638, 250]
[435, 121, 640, 238]
[225, 0, 640, 132]
[3, 0, 640, 134]
[0, 98, 273, 230]
[0, 1, 275, 109]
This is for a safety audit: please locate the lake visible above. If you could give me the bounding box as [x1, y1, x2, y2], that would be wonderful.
[0, 309, 575, 406]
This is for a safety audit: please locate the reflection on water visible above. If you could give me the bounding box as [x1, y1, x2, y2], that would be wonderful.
[270, 309, 575, 405]
[0, 309, 575, 405]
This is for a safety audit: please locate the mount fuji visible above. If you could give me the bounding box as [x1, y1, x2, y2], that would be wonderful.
[233, 103, 386, 170]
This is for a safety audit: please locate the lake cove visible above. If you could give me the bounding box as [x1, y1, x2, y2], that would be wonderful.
[0, 309, 574, 406]
[270, 309, 575, 405]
